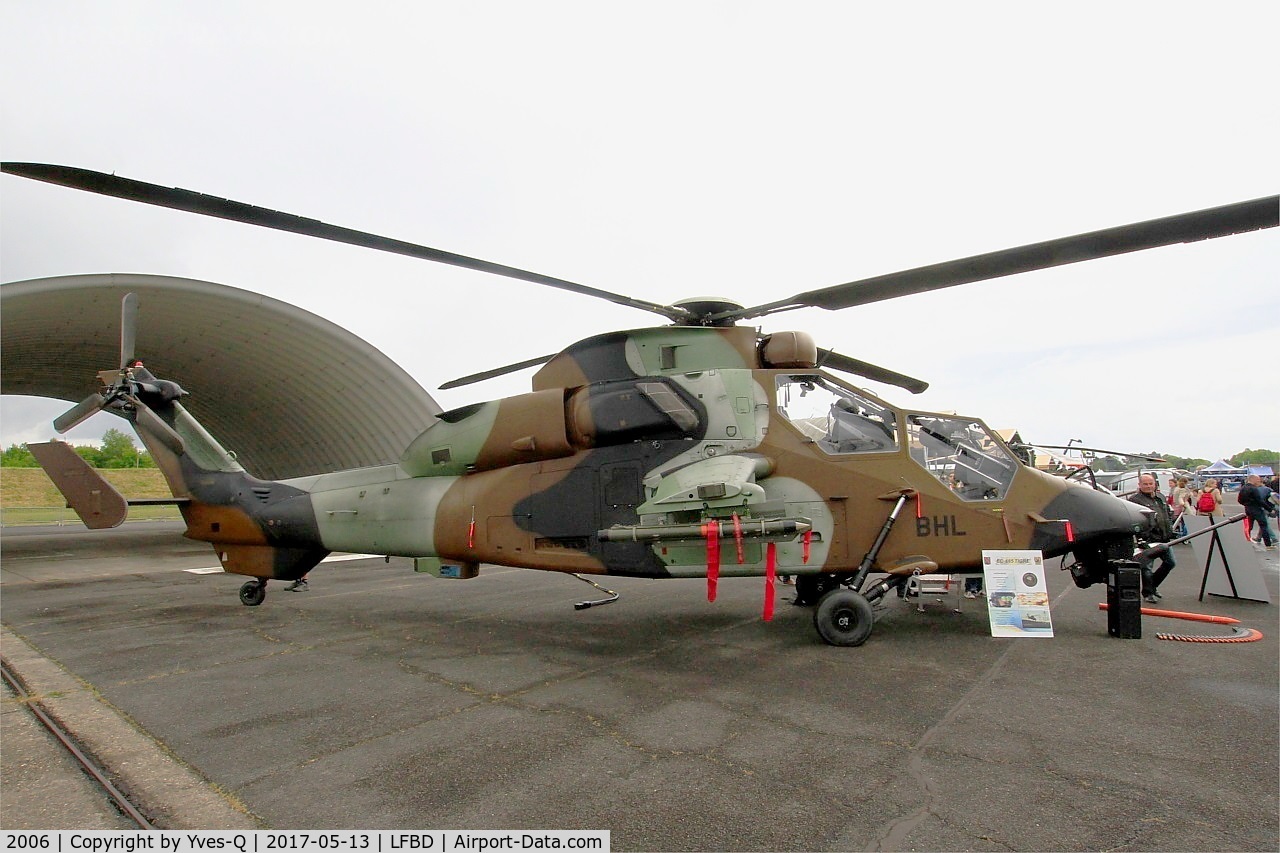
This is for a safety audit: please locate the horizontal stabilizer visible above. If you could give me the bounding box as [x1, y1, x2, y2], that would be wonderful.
[27, 441, 128, 529]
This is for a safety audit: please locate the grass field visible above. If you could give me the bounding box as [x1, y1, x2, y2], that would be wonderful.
[0, 467, 179, 525]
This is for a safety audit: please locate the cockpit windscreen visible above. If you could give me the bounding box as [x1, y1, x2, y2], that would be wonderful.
[776, 375, 898, 455]
[906, 413, 1018, 500]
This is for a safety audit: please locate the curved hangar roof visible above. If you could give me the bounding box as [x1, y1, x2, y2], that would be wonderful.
[1, 274, 441, 480]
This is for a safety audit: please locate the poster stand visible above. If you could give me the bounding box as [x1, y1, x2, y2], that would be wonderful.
[1197, 524, 1237, 601]
[980, 550, 1053, 637]
[1171, 513, 1270, 604]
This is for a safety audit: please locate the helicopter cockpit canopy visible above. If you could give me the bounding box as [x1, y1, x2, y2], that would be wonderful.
[775, 374, 899, 454]
[906, 413, 1018, 501]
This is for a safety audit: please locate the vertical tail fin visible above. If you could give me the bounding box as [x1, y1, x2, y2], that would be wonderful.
[26, 440, 188, 529]
[27, 441, 129, 529]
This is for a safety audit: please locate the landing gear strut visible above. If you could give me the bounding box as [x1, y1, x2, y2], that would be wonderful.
[809, 491, 916, 646]
[238, 579, 267, 606]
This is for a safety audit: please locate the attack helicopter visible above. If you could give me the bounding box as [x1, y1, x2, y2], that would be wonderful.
[4, 162, 1276, 646]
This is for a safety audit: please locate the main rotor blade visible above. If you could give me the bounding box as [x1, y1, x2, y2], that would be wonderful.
[816, 349, 929, 394]
[439, 353, 557, 390]
[1, 163, 692, 324]
[119, 291, 138, 369]
[444, 347, 931, 393]
[53, 394, 106, 433]
[723, 195, 1279, 322]
[1018, 443, 1166, 461]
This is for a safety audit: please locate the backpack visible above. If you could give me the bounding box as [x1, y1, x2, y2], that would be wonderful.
[1196, 491, 1217, 513]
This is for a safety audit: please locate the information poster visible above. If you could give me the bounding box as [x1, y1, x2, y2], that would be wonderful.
[981, 550, 1054, 638]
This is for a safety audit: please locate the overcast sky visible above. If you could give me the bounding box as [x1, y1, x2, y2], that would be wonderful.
[2, 2, 1276, 465]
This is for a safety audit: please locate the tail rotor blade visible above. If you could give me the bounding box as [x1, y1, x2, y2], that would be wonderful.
[131, 401, 186, 455]
[119, 292, 138, 368]
[53, 394, 106, 433]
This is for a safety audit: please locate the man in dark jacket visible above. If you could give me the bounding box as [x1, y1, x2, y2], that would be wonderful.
[1128, 473, 1176, 602]
[1239, 474, 1275, 548]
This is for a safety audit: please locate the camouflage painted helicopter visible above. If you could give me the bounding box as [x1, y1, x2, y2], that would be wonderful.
[5, 163, 1277, 645]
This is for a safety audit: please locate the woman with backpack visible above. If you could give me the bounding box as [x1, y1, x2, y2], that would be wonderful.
[1195, 478, 1224, 517]
[1172, 476, 1193, 536]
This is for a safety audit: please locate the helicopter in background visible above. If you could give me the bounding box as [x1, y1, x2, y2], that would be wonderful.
[4, 162, 1276, 645]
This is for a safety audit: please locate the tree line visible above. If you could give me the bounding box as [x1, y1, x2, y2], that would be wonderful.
[1089, 448, 1277, 472]
[1, 428, 155, 469]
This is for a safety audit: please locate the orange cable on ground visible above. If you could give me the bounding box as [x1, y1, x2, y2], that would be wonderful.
[1097, 603, 1239, 624]
[1155, 628, 1264, 643]
[1096, 603, 1262, 642]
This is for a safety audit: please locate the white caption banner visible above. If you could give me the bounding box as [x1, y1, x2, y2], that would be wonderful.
[0, 832, 609, 853]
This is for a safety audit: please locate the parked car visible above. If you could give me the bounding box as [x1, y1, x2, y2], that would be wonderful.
[1106, 468, 1187, 496]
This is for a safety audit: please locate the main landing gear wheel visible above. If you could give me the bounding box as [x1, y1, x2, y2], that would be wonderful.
[814, 589, 874, 646]
[239, 580, 267, 607]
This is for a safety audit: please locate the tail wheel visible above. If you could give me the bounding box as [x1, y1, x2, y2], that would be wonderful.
[239, 580, 266, 607]
[813, 589, 874, 646]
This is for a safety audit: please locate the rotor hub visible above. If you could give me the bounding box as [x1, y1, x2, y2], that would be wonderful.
[670, 297, 745, 326]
